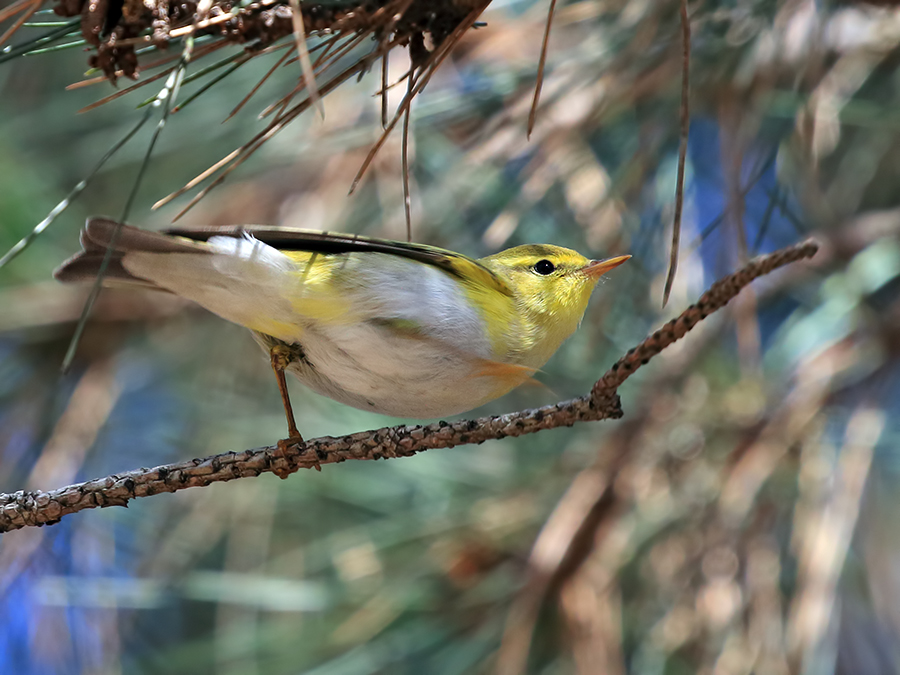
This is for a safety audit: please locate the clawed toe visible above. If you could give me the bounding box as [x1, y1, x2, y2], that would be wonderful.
[273, 434, 305, 479]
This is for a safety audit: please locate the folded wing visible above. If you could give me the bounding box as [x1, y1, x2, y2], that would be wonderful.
[54, 218, 510, 358]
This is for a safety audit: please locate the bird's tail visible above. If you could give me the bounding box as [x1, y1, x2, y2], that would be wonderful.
[54, 217, 207, 288]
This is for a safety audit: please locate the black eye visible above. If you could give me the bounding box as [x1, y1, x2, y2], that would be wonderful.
[533, 259, 556, 275]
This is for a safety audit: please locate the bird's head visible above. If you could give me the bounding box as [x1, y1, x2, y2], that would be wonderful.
[481, 244, 630, 326]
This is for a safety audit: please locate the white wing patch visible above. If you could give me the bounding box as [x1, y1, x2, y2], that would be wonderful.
[207, 233, 296, 277]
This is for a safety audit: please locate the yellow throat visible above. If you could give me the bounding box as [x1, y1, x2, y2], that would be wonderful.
[473, 244, 631, 367]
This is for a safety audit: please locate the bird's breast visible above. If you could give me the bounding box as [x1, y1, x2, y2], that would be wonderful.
[270, 320, 528, 418]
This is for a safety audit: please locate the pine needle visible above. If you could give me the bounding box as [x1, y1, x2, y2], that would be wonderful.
[76, 39, 227, 112]
[0, 19, 79, 65]
[662, 0, 691, 308]
[402, 73, 413, 241]
[63, 37, 195, 372]
[381, 50, 389, 128]
[527, 0, 557, 139]
[288, 0, 324, 119]
[169, 55, 375, 219]
[349, 3, 487, 194]
[0, 114, 150, 270]
[0, 0, 41, 26]
[0, 0, 39, 50]
[225, 44, 294, 122]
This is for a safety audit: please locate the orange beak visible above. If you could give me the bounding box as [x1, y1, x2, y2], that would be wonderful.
[582, 255, 631, 279]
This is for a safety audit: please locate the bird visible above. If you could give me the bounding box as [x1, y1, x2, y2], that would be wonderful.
[55, 217, 630, 441]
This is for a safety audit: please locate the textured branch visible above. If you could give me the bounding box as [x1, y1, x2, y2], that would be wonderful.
[0, 240, 819, 532]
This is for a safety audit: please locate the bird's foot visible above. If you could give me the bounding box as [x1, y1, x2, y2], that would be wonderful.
[273, 433, 305, 479]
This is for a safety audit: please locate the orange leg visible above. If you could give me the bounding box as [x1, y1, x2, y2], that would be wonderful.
[269, 344, 302, 441]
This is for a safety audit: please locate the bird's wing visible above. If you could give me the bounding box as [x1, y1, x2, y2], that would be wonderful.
[57, 218, 512, 296]
[54, 219, 515, 352]
[166, 223, 513, 298]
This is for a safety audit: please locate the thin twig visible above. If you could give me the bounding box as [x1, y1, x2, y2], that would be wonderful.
[349, 3, 487, 194]
[0, 115, 150, 270]
[259, 32, 360, 120]
[166, 52, 379, 218]
[288, 0, 324, 118]
[402, 72, 414, 241]
[265, 1, 405, 119]
[0, 240, 818, 532]
[527, 0, 558, 139]
[0, 19, 80, 65]
[167, 10, 239, 38]
[225, 44, 295, 122]
[381, 50, 389, 128]
[590, 239, 815, 405]
[62, 37, 194, 372]
[0, 0, 39, 49]
[374, 66, 414, 96]
[157, 12, 410, 214]
[661, 0, 691, 308]
[76, 39, 227, 113]
[0, 0, 40, 24]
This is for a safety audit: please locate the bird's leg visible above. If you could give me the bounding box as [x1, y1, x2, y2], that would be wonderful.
[267, 339, 320, 477]
[270, 342, 313, 479]
[270, 343, 302, 442]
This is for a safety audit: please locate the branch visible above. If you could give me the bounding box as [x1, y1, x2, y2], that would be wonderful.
[0, 240, 819, 533]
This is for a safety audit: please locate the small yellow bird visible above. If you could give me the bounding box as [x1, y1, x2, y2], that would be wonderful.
[56, 218, 629, 440]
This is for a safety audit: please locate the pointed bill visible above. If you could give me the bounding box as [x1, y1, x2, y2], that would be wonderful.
[582, 255, 631, 279]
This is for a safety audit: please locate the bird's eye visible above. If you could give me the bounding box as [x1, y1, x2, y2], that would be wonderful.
[533, 259, 556, 275]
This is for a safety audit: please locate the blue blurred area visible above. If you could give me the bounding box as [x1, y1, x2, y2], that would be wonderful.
[691, 118, 804, 264]
[0, 336, 192, 675]
[689, 118, 812, 352]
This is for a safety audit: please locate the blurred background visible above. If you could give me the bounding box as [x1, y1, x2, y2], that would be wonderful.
[1, 0, 899, 672]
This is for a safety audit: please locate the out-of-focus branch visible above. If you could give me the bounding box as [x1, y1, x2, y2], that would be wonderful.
[0, 240, 819, 533]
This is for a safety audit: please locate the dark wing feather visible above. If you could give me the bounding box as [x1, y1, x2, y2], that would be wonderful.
[54, 218, 208, 286]
[166, 224, 513, 297]
[54, 252, 161, 288]
[55, 218, 513, 298]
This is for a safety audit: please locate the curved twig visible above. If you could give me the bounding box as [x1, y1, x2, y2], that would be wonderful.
[0, 240, 818, 533]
